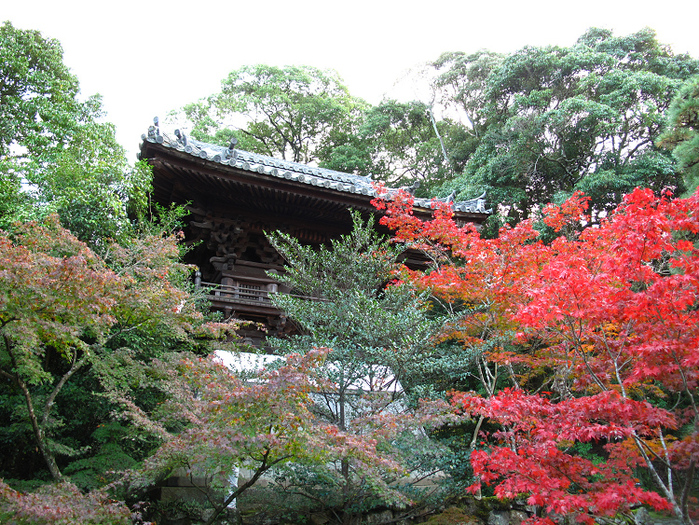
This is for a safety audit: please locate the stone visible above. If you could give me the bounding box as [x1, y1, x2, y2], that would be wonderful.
[364, 510, 394, 524]
[487, 510, 511, 525]
[509, 510, 530, 525]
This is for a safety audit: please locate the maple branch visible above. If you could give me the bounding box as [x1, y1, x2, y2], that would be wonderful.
[282, 486, 349, 525]
[658, 430, 674, 496]
[41, 347, 89, 429]
[650, 302, 699, 420]
[469, 415, 485, 450]
[477, 355, 498, 396]
[628, 430, 681, 517]
[204, 447, 286, 525]
[606, 339, 628, 399]
[0, 316, 17, 330]
[180, 460, 221, 509]
[680, 459, 695, 523]
[562, 318, 607, 392]
[632, 432, 671, 467]
[3, 334, 62, 480]
[669, 349, 699, 421]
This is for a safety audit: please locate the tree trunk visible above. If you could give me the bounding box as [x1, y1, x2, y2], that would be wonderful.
[205, 454, 271, 525]
[2, 339, 88, 481]
[17, 374, 63, 480]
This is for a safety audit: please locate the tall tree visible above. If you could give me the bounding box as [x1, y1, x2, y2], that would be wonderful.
[0, 21, 85, 227]
[176, 64, 367, 164]
[432, 28, 699, 230]
[268, 213, 438, 412]
[325, 100, 472, 193]
[0, 22, 151, 244]
[431, 49, 504, 141]
[658, 75, 699, 194]
[266, 213, 444, 519]
[0, 21, 85, 166]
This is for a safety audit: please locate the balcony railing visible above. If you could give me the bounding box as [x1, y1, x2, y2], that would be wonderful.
[201, 276, 324, 315]
[202, 280, 277, 307]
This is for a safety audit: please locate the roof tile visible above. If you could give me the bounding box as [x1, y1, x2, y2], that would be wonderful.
[141, 130, 490, 215]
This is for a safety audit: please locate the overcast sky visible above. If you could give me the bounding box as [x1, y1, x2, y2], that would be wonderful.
[5, 0, 699, 161]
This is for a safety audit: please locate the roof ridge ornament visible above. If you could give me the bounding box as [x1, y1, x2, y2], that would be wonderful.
[225, 137, 238, 160]
[175, 129, 187, 146]
[147, 116, 163, 144]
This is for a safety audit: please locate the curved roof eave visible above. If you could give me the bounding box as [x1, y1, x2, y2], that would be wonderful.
[139, 127, 491, 216]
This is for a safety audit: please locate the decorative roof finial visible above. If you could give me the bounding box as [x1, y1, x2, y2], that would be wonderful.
[175, 129, 187, 146]
[225, 136, 238, 160]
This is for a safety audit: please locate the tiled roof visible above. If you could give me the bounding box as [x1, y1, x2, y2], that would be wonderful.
[140, 126, 490, 215]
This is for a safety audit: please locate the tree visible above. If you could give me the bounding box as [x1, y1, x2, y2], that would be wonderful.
[431, 50, 504, 141]
[0, 216, 227, 481]
[116, 348, 402, 525]
[0, 22, 151, 245]
[175, 65, 474, 191]
[0, 165, 31, 229]
[0, 21, 85, 167]
[175, 64, 367, 164]
[373, 186, 542, 451]
[265, 213, 446, 518]
[28, 121, 152, 247]
[0, 21, 87, 228]
[432, 28, 699, 230]
[334, 100, 470, 192]
[658, 75, 699, 194]
[268, 213, 438, 420]
[375, 188, 699, 524]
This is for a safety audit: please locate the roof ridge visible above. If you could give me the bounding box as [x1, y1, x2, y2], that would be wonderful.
[140, 126, 490, 215]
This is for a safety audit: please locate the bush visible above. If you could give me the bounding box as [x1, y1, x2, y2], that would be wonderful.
[0, 479, 134, 525]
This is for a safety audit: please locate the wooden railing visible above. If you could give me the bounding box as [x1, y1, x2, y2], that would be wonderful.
[202, 280, 277, 307]
[201, 278, 325, 313]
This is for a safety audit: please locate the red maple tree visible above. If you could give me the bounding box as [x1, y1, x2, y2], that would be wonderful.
[374, 187, 699, 524]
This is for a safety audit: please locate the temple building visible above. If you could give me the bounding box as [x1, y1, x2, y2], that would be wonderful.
[139, 124, 489, 344]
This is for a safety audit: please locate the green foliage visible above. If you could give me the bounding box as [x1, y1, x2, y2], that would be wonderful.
[0, 21, 88, 229]
[175, 64, 367, 164]
[330, 99, 469, 192]
[0, 21, 83, 165]
[0, 164, 32, 230]
[27, 121, 152, 247]
[265, 213, 449, 517]
[268, 212, 438, 392]
[432, 49, 505, 140]
[432, 28, 699, 225]
[0, 22, 153, 247]
[63, 424, 139, 491]
[175, 66, 471, 192]
[658, 75, 699, 193]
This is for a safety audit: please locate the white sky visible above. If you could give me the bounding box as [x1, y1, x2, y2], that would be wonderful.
[4, 0, 698, 161]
